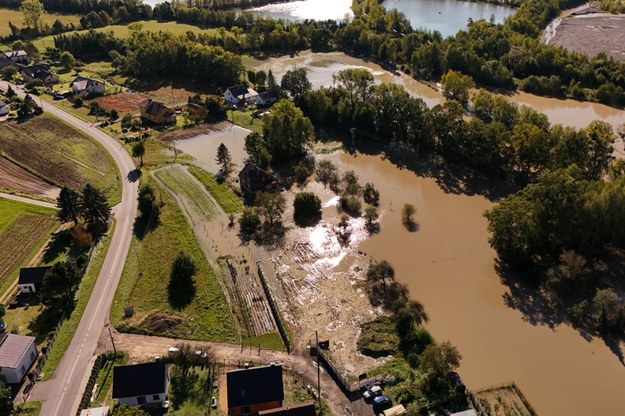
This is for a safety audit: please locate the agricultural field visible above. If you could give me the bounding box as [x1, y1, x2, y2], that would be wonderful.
[0, 156, 59, 198]
[187, 165, 243, 214]
[0, 114, 121, 203]
[0, 8, 81, 38]
[154, 165, 221, 221]
[111, 176, 235, 342]
[474, 384, 537, 416]
[0, 198, 57, 295]
[33, 20, 220, 51]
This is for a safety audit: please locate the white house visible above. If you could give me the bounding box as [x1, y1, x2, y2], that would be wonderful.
[0, 50, 28, 67]
[70, 76, 105, 95]
[256, 91, 278, 107]
[0, 334, 38, 384]
[224, 84, 258, 106]
[80, 406, 110, 416]
[113, 362, 169, 407]
[18, 266, 51, 294]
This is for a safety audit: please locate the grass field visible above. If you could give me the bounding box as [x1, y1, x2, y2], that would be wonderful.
[111, 176, 235, 342]
[33, 20, 220, 51]
[0, 198, 57, 296]
[187, 165, 243, 214]
[15, 401, 42, 416]
[232, 109, 263, 134]
[154, 165, 221, 221]
[41, 220, 116, 380]
[0, 114, 121, 204]
[0, 8, 81, 38]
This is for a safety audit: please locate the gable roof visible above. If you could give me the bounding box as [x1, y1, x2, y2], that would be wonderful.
[113, 362, 168, 398]
[71, 76, 103, 91]
[227, 364, 284, 408]
[140, 99, 171, 116]
[0, 334, 35, 369]
[259, 402, 316, 416]
[18, 266, 51, 285]
[227, 84, 250, 97]
[21, 63, 54, 81]
[258, 91, 278, 101]
[3, 50, 27, 59]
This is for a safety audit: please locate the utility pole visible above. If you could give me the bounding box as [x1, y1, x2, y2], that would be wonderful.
[315, 331, 320, 406]
[107, 326, 117, 355]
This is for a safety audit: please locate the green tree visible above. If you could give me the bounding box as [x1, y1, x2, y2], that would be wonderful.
[280, 68, 312, 100]
[363, 183, 380, 206]
[262, 100, 314, 163]
[316, 160, 339, 187]
[0, 380, 12, 413]
[364, 206, 379, 233]
[132, 140, 145, 167]
[216, 142, 232, 176]
[342, 170, 361, 196]
[40, 260, 82, 307]
[60, 51, 75, 69]
[79, 183, 111, 234]
[401, 203, 416, 229]
[112, 405, 149, 416]
[56, 186, 81, 224]
[418, 341, 462, 399]
[293, 192, 321, 223]
[20, 0, 45, 29]
[238, 208, 261, 240]
[256, 192, 286, 228]
[441, 70, 475, 106]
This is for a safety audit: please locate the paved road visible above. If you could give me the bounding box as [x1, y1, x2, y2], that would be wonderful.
[0, 82, 139, 415]
[0, 192, 56, 209]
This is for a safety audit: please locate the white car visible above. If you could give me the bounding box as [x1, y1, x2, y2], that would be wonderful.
[168, 347, 179, 353]
[363, 385, 383, 400]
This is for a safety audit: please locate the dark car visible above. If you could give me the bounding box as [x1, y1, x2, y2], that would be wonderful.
[373, 395, 392, 407]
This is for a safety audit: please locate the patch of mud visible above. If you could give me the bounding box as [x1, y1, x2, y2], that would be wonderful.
[138, 313, 183, 333]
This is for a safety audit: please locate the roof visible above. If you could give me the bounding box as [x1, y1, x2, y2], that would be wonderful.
[258, 91, 278, 101]
[0, 101, 6, 107]
[0, 334, 36, 369]
[112, 362, 168, 398]
[227, 84, 251, 97]
[450, 411, 478, 416]
[71, 76, 103, 91]
[79, 406, 110, 416]
[18, 266, 51, 285]
[3, 50, 27, 59]
[140, 99, 170, 116]
[227, 364, 284, 408]
[259, 402, 316, 416]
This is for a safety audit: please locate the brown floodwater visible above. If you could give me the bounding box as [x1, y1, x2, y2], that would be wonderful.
[323, 150, 625, 416]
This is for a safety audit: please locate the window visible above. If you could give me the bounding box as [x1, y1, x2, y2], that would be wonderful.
[30, 351, 35, 360]
[20, 365, 25, 375]
[137, 396, 146, 405]
[153, 394, 160, 401]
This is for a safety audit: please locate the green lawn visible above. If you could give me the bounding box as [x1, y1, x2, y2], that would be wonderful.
[232, 109, 264, 134]
[41, 220, 116, 380]
[0, 8, 81, 38]
[242, 332, 284, 350]
[0, 198, 58, 298]
[154, 165, 221, 221]
[187, 165, 243, 214]
[15, 401, 42, 416]
[0, 113, 121, 204]
[111, 176, 236, 342]
[33, 20, 220, 51]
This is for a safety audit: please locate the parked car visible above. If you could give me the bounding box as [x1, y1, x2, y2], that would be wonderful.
[211, 396, 217, 409]
[363, 385, 383, 401]
[373, 394, 392, 407]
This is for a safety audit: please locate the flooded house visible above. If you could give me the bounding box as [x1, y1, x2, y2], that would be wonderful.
[239, 162, 278, 194]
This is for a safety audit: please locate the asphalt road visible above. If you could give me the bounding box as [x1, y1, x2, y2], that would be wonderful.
[0, 82, 139, 415]
[0, 192, 56, 209]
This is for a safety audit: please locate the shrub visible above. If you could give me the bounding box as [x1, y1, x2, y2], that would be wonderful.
[340, 195, 361, 216]
[239, 208, 261, 240]
[293, 192, 321, 224]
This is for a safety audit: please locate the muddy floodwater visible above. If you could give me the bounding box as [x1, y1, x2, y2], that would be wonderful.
[324, 151, 625, 416]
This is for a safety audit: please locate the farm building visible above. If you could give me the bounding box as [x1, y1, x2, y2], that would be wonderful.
[21, 63, 59, 84]
[0, 334, 38, 384]
[18, 266, 51, 294]
[139, 99, 176, 124]
[113, 361, 170, 407]
[224, 84, 258, 106]
[227, 364, 284, 416]
[256, 91, 278, 107]
[70, 76, 105, 95]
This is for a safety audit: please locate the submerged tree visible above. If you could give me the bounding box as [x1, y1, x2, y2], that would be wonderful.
[216, 142, 232, 176]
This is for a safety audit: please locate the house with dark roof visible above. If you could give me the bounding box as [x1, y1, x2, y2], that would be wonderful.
[239, 162, 277, 194]
[258, 402, 316, 416]
[0, 101, 8, 117]
[21, 63, 59, 84]
[139, 99, 176, 124]
[0, 334, 38, 384]
[227, 364, 284, 416]
[18, 266, 51, 294]
[224, 84, 258, 106]
[0, 50, 28, 67]
[113, 361, 169, 407]
[70, 76, 105, 95]
[256, 91, 278, 107]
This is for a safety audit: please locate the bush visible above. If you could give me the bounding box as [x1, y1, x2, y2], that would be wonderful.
[293, 192, 321, 223]
[363, 183, 380, 206]
[238, 208, 261, 240]
[294, 158, 315, 184]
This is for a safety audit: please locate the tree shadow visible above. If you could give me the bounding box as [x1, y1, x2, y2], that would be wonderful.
[169, 371, 200, 411]
[41, 229, 71, 264]
[127, 168, 142, 183]
[402, 219, 420, 232]
[27, 301, 74, 344]
[168, 280, 196, 310]
[294, 213, 321, 228]
[133, 214, 159, 240]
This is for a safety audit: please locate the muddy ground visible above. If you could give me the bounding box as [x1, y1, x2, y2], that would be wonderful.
[549, 10, 625, 60]
[0, 157, 59, 198]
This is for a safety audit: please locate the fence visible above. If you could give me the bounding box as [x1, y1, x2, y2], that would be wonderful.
[256, 265, 291, 353]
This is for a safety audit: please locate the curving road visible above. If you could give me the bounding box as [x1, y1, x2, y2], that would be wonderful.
[0, 82, 139, 415]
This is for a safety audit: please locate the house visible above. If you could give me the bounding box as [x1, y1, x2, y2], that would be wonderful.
[238, 162, 277, 194]
[18, 266, 51, 294]
[0, 334, 38, 384]
[227, 364, 284, 416]
[80, 406, 110, 416]
[186, 102, 207, 118]
[113, 362, 169, 407]
[139, 99, 176, 124]
[224, 84, 258, 106]
[70, 76, 105, 95]
[21, 63, 59, 84]
[258, 402, 316, 416]
[256, 91, 278, 107]
[0, 50, 28, 67]
[0, 101, 8, 117]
